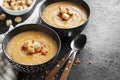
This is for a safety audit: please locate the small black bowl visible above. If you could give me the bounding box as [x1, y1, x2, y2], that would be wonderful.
[39, 0, 90, 41]
[2, 24, 61, 73]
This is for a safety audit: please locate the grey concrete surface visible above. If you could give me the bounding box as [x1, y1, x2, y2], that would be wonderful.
[68, 0, 120, 80]
[1, 0, 120, 80]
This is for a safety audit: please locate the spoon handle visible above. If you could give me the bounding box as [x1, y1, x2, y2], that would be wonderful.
[45, 50, 75, 80]
[59, 51, 77, 80]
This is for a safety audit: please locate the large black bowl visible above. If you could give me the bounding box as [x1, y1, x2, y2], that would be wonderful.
[2, 24, 61, 73]
[39, 0, 90, 41]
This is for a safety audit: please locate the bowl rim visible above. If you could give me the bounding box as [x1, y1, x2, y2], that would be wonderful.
[40, 0, 90, 30]
[2, 24, 61, 66]
[0, 0, 36, 12]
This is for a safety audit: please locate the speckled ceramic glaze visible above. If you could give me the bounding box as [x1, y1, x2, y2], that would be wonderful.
[2, 24, 61, 73]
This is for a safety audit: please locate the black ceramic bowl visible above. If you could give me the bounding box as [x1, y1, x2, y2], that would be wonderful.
[39, 0, 90, 41]
[2, 24, 61, 73]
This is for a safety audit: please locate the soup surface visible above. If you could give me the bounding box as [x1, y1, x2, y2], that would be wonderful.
[6, 31, 58, 65]
[42, 1, 88, 29]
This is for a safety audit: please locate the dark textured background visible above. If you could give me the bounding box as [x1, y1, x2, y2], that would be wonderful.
[75, 0, 120, 80]
[1, 0, 120, 80]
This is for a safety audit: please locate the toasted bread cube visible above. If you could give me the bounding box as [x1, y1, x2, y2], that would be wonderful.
[11, 5, 18, 10]
[33, 41, 41, 49]
[23, 40, 33, 48]
[17, 1, 23, 5]
[62, 13, 70, 20]
[60, 7, 67, 14]
[6, 19, 12, 26]
[27, 0, 33, 6]
[21, 1, 26, 5]
[23, 40, 35, 53]
[0, 13, 6, 20]
[23, 5, 28, 9]
[2, 1, 10, 9]
[68, 10, 73, 15]
[15, 16, 22, 23]
[10, 2, 16, 6]
[28, 46, 34, 53]
[15, 1, 20, 6]
[18, 6, 23, 10]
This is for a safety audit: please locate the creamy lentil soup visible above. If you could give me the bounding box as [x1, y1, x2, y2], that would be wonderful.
[6, 31, 58, 65]
[41, 1, 88, 29]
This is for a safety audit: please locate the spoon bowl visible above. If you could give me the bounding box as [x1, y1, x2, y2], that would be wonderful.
[71, 34, 87, 50]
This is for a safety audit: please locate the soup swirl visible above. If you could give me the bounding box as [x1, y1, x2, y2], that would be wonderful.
[42, 2, 88, 29]
[6, 31, 58, 65]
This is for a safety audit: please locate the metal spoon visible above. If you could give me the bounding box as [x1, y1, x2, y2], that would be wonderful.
[59, 34, 87, 80]
[45, 34, 87, 80]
